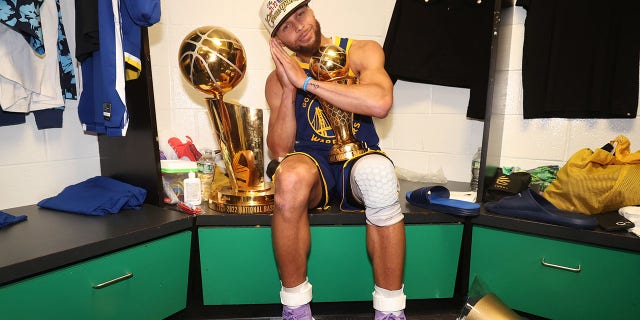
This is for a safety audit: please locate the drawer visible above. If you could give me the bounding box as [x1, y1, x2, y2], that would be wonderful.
[469, 226, 640, 320]
[0, 231, 191, 320]
[199, 224, 462, 305]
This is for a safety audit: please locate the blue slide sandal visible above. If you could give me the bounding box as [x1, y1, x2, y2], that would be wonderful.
[406, 185, 480, 216]
[485, 188, 598, 229]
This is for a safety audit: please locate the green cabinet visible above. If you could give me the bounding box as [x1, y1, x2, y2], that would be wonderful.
[199, 224, 463, 305]
[469, 226, 640, 320]
[0, 231, 191, 320]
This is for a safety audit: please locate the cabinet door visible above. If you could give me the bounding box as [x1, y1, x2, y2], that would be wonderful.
[199, 224, 462, 305]
[470, 226, 640, 320]
[0, 231, 191, 320]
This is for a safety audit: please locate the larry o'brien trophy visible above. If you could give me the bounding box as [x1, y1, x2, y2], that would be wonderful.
[309, 45, 368, 163]
[178, 26, 274, 214]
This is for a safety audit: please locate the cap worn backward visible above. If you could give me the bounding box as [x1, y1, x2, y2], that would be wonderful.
[259, 0, 310, 37]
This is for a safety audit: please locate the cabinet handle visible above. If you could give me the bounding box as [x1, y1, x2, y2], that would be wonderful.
[541, 258, 581, 273]
[92, 272, 133, 289]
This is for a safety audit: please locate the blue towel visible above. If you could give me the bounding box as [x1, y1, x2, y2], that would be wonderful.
[0, 211, 27, 229]
[38, 176, 147, 216]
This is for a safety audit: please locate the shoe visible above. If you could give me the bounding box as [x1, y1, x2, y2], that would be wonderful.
[374, 310, 406, 320]
[282, 303, 313, 320]
[485, 188, 598, 229]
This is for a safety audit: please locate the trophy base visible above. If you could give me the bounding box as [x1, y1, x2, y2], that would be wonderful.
[208, 182, 275, 214]
[329, 141, 369, 163]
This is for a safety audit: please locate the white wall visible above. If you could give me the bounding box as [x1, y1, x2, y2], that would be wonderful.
[1, 1, 637, 210]
[148, 0, 484, 185]
[0, 0, 100, 209]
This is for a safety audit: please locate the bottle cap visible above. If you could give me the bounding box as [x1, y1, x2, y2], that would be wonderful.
[188, 171, 196, 178]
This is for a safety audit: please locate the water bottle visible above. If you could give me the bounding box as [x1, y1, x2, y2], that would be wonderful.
[470, 147, 482, 192]
[197, 149, 215, 201]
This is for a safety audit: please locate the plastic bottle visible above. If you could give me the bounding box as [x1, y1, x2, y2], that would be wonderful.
[197, 149, 215, 201]
[470, 147, 482, 192]
[183, 171, 202, 205]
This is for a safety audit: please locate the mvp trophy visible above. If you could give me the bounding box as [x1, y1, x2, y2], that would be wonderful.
[178, 26, 274, 214]
[309, 45, 368, 163]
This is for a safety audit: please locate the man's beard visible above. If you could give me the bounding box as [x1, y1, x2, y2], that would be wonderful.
[293, 20, 322, 56]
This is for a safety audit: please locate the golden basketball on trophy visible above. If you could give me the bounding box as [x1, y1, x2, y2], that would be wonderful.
[178, 26, 246, 95]
[309, 44, 369, 163]
[178, 26, 274, 214]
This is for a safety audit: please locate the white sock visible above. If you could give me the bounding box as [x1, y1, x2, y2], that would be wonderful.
[281, 279, 313, 307]
[373, 285, 406, 313]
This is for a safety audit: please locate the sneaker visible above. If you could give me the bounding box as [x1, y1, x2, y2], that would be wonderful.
[374, 310, 406, 320]
[282, 303, 314, 320]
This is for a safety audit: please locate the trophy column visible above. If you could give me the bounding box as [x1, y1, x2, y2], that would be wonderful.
[205, 95, 274, 214]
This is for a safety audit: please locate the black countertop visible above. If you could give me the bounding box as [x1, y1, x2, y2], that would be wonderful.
[182, 179, 640, 253]
[193, 179, 640, 252]
[2, 180, 638, 288]
[0, 204, 193, 286]
[473, 209, 640, 253]
[0, 180, 462, 287]
[195, 180, 465, 227]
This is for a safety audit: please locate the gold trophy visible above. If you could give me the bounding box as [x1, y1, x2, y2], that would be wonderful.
[457, 276, 523, 320]
[309, 44, 368, 163]
[178, 26, 274, 214]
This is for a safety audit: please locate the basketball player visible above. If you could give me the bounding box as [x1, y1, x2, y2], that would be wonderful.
[259, 1, 406, 319]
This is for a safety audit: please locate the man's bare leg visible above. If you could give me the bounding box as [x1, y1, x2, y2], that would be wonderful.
[272, 155, 323, 299]
[367, 220, 406, 290]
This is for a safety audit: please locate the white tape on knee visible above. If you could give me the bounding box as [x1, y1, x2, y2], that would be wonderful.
[280, 280, 313, 307]
[351, 154, 403, 226]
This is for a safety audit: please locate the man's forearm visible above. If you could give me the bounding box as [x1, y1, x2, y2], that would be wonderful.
[304, 79, 392, 118]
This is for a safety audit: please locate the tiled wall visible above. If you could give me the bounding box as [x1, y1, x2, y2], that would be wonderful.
[1, 1, 637, 210]
[148, 0, 485, 186]
[0, 0, 100, 209]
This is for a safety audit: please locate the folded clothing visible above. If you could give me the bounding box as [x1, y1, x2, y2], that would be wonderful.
[619, 206, 640, 237]
[0, 211, 27, 229]
[484, 168, 532, 202]
[38, 176, 147, 216]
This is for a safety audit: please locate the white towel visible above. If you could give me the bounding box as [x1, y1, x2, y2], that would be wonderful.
[450, 191, 477, 203]
[619, 206, 640, 237]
